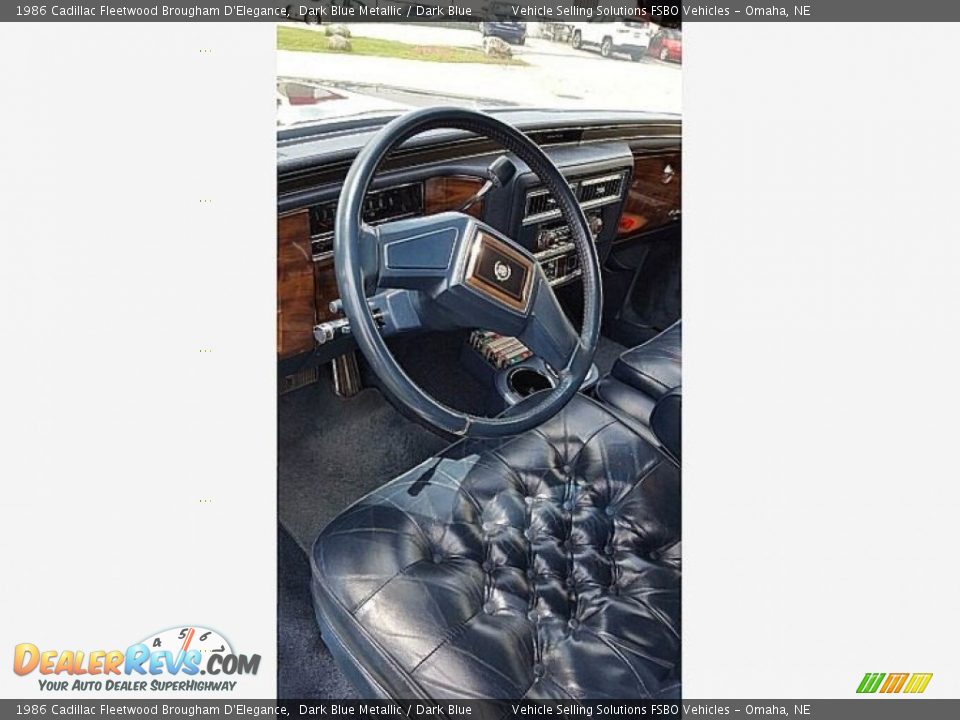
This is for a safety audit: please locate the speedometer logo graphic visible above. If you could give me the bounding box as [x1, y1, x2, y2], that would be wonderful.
[140, 626, 233, 660]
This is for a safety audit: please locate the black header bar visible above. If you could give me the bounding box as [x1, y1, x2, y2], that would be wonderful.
[2, 1, 957, 23]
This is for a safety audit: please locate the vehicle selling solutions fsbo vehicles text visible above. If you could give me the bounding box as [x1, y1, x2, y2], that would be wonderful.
[508, 5, 808, 18]
[509, 4, 649, 18]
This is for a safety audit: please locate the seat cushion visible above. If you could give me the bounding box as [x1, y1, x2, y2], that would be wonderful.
[611, 321, 682, 399]
[311, 394, 680, 700]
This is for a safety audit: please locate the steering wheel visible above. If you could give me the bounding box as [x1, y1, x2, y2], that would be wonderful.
[334, 107, 601, 438]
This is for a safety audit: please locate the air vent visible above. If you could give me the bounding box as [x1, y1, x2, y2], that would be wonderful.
[279, 365, 319, 395]
[311, 234, 333, 257]
[525, 189, 557, 219]
[524, 181, 579, 222]
[579, 173, 625, 206]
[309, 199, 338, 255]
[523, 172, 624, 224]
[307, 182, 424, 258]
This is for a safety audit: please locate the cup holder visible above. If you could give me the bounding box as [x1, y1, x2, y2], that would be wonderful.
[508, 367, 554, 398]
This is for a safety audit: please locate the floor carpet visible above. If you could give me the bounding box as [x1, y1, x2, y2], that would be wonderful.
[593, 335, 627, 378]
[278, 367, 451, 699]
[278, 525, 357, 699]
[278, 371, 448, 552]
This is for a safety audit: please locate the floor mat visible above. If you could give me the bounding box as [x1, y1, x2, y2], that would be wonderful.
[593, 335, 627, 378]
[278, 369, 448, 552]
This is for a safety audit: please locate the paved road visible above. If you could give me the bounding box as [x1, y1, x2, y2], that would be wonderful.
[277, 23, 680, 114]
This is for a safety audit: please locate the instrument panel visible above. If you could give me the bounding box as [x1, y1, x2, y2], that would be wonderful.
[278, 147, 681, 362]
[522, 172, 626, 288]
[308, 182, 425, 258]
[277, 176, 486, 359]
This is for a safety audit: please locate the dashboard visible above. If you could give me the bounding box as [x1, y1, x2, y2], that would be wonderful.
[277, 110, 681, 364]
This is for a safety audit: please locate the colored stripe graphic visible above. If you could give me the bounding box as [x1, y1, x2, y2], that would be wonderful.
[857, 673, 885, 693]
[904, 673, 933, 694]
[857, 672, 932, 694]
[880, 673, 909, 693]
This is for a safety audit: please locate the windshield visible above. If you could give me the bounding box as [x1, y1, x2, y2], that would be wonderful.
[276, 21, 681, 127]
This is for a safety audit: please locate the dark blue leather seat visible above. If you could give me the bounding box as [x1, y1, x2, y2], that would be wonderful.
[596, 322, 681, 460]
[311, 394, 680, 700]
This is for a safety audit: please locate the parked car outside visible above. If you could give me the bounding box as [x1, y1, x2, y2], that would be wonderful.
[649, 28, 683, 62]
[571, 21, 652, 61]
[480, 21, 527, 45]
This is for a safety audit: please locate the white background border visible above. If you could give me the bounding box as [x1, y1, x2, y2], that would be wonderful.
[0, 22, 277, 698]
[683, 22, 960, 697]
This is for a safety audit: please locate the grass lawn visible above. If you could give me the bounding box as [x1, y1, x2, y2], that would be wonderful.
[277, 26, 527, 66]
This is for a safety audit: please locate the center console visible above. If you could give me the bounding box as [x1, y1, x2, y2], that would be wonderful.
[462, 330, 600, 410]
[519, 170, 627, 287]
[454, 164, 630, 411]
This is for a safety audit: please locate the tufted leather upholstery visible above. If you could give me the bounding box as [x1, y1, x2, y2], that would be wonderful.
[611, 321, 682, 400]
[311, 394, 680, 700]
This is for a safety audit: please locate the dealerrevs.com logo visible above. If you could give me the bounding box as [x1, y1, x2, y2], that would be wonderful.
[13, 626, 260, 693]
[857, 672, 933, 694]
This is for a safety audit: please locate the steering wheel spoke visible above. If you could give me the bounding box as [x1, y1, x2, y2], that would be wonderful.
[356, 223, 381, 293]
[518, 272, 582, 374]
[373, 212, 472, 293]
